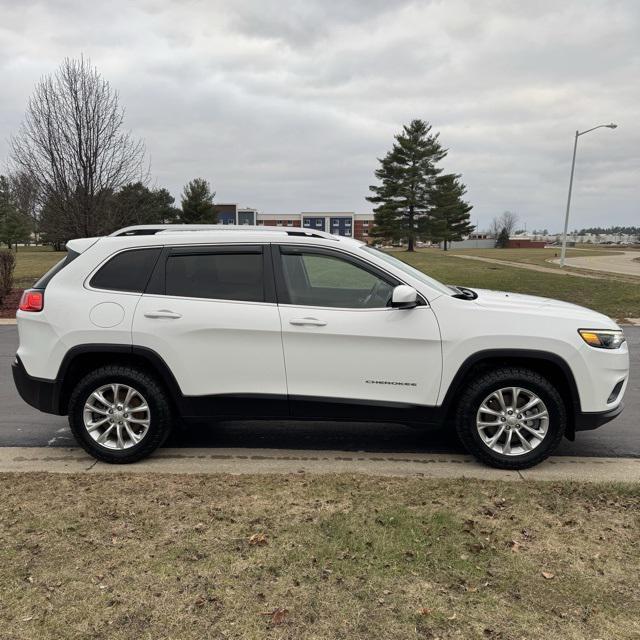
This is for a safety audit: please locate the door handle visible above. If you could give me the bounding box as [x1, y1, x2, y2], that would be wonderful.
[144, 309, 182, 319]
[289, 317, 327, 327]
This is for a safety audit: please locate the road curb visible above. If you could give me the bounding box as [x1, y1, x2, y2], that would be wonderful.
[0, 318, 17, 325]
[1, 447, 639, 482]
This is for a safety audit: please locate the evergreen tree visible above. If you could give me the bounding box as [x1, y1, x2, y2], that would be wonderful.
[496, 227, 510, 248]
[113, 182, 180, 227]
[154, 188, 181, 224]
[9, 172, 41, 243]
[367, 120, 446, 251]
[0, 176, 32, 250]
[39, 196, 67, 251]
[180, 178, 217, 224]
[429, 174, 474, 250]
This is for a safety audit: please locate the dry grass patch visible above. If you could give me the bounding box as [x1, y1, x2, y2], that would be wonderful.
[449, 247, 617, 269]
[0, 473, 639, 639]
[13, 246, 65, 288]
[397, 250, 640, 317]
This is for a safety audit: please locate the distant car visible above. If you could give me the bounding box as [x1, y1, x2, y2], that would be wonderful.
[13, 225, 628, 469]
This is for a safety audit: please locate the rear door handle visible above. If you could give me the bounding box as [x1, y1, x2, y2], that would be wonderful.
[289, 317, 327, 327]
[144, 309, 182, 319]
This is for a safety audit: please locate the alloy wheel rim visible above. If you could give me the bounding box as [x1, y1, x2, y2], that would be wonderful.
[83, 383, 150, 450]
[476, 386, 549, 456]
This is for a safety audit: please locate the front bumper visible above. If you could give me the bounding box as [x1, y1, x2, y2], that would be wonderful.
[574, 402, 624, 432]
[11, 356, 61, 415]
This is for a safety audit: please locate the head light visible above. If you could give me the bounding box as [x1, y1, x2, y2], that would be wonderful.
[578, 329, 625, 349]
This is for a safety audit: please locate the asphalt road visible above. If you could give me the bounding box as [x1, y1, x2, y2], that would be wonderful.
[1, 325, 637, 457]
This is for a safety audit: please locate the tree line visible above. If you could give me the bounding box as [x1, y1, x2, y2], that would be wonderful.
[577, 226, 640, 235]
[1, 57, 218, 250]
[0, 173, 218, 250]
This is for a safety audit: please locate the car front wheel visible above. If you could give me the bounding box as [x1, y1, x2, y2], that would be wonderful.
[455, 367, 566, 469]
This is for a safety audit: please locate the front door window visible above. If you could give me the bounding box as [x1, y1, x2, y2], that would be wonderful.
[278, 250, 395, 308]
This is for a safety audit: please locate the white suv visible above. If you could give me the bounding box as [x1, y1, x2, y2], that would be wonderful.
[13, 225, 629, 469]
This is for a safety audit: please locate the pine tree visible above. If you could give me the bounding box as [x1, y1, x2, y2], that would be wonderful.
[180, 178, 217, 224]
[367, 120, 446, 251]
[496, 227, 510, 248]
[0, 176, 32, 250]
[154, 188, 181, 224]
[429, 174, 474, 250]
[113, 183, 180, 227]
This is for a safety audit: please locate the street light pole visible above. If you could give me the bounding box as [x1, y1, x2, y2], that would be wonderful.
[560, 131, 579, 267]
[559, 123, 617, 267]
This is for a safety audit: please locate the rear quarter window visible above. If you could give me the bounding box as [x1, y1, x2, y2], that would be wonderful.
[90, 248, 162, 293]
[34, 249, 80, 289]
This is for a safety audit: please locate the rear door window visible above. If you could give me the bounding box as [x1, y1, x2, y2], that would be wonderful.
[164, 249, 265, 302]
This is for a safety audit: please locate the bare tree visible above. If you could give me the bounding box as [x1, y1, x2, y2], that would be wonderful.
[489, 210, 519, 238]
[500, 210, 519, 236]
[9, 56, 147, 239]
[489, 216, 501, 238]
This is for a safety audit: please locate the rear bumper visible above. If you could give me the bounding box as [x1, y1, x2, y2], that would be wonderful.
[11, 356, 62, 415]
[574, 402, 624, 432]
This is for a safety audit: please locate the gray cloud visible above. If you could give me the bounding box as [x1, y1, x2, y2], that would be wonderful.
[1, 0, 639, 231]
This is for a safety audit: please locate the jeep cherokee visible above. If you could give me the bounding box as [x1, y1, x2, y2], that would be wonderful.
[12, 225, 629, 468]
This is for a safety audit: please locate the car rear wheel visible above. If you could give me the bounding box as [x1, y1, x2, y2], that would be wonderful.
[455, 367, 566, 469]
[68, 365, 172, 463]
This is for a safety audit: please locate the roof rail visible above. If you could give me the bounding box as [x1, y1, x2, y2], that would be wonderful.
[109, 224, 339, 240]
[110, 224, 222, 236]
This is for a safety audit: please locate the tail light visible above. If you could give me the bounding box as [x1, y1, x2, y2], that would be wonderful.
[19, 289, 44, 312]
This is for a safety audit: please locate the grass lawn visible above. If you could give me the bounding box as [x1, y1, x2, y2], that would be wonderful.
[448, 247, 617, 269]
[12, 245, 65, 288]
[397, 250, 640, 319]
[1, 473, 638, 640]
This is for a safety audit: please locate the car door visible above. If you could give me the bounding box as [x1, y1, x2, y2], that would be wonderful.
[273, 244, 442, 420]
[132, 244, 287, 417]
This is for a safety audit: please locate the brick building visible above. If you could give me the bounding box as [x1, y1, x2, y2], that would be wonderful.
[213, 205, 375, 241]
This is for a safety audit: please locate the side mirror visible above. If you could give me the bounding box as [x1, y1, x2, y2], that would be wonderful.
[391, 285, 418, 309]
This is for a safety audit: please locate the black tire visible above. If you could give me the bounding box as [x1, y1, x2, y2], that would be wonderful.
[68, 365, 172, 463]
[455, 367, 566, 470]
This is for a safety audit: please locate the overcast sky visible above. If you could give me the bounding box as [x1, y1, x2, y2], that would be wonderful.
[1, 0, 639, 231]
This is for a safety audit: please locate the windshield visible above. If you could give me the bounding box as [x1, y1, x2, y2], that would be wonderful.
[360, 246, 453, 296]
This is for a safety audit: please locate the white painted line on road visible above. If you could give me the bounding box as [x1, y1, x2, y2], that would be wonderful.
[1, 447, 639, 482]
